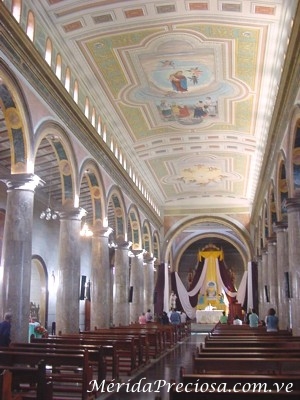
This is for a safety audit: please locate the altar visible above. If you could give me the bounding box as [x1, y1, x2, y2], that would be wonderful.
[196, 309, 223, 324]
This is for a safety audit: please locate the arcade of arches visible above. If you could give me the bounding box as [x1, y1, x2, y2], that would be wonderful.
[1, 1, 300, 344]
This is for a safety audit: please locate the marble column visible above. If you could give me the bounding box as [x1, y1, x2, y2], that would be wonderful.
[0, 173, 42, 342]
[129, 250, 144, 323]
[286, 198, 300, 335]
[274, 222, 289, 330]
[256, 255, 263, 314]
[261, 249, 269, 319]
[143, 256, 155, 315]
[90, 225, 112, 329]
[113, 241, 131, 326]
[56, 207, 85, 334]
[267, 238, 278, 312]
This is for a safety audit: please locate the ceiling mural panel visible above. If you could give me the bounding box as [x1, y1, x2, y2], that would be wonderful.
[20, 0, 297, 219]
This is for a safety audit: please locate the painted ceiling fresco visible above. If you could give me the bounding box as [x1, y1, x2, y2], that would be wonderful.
[32, 0, 296, 217]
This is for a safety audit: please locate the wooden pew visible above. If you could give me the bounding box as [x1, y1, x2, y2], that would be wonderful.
[169, 388, 300, 400]
[31, 336, 120, 381]
[180, 373, 300, 390]
[9, 342, 105, 384]
[5, 360, 52, 400]
[0, 369, 22, 400]
[0, 349, 94, 400]
[192, 355, 300, 375]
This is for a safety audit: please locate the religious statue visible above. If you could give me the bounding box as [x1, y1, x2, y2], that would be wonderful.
[169, 290, 177, 310]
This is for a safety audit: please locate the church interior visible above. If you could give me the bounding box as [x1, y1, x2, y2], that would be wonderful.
[0, 0, 300, 398]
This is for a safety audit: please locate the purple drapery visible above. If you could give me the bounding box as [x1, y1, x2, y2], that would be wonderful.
[218, 259, 237, 304]
[170, 258, 205, 311]
[154, 263, 165, 316]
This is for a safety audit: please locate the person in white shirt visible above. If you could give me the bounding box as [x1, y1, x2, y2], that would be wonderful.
[233, 315, 243, 325]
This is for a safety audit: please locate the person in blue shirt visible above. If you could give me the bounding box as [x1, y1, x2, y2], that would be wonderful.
[265, 308, 279, 332]
[170, 308, 181, 325]
[0, 312, 12, 347]
[249, 309, 259, 328]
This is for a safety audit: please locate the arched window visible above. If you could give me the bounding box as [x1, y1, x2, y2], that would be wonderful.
[73, 79, 78, 103]
[65, 67, 71, 92]
[91, 107, 96, 127]
[84, 97, 90, 118]
[45, 37, 52, 66]
[12, 0, 21, 22]
[26, 10, 35, 41]
[55, 54, 62, 80]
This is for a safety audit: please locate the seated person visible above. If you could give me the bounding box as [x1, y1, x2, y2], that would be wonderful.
[219, 311, 228, 324]
[138, 312, 146, 324]
[265, 308, 278, 332]
[249, 309, 259, 328]
[233, 315, 243, 325]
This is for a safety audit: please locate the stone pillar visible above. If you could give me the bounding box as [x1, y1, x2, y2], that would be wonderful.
[274, 222, 289, 330]
[56, 207, 85, 334]
[286, 198, 300, 335]
[113, 241, 131, 326]
[261, 250, 269, 318]
[256, 255, 263, 314]
[267, 238, 278, 312]
[90, 225, 112, 329]
[129, 250, 144, 323]
[143, 256, 155, 315]
[0, 173, 42, 342]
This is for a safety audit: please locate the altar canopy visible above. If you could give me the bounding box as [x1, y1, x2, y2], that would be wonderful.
[171, 246, 239, 319]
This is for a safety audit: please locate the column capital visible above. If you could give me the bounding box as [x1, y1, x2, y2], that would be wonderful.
[130, 249, 145, 258]
[286, 197, 300, 213]
[0, 173, 43, 191]
[93, 225, 113, 238]
[59, 206, 86, 220]
[115, 240, 132, 250]
[273, 221, 288, 233]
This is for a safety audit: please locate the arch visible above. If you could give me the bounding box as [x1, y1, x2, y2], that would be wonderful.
[276, 152, 288, 223]
[31, 255, 49, 328]
[163, 215, 252, 266]
[78, 160, 106, 227]
[142, 220, 152, 254]
[0, 61, 34, 173]
[268, 181, 276, 237]
[34, 121, 79, 208]
[286, 105, 300, 197]
[127, 205, 142, 250]
[107, 186, 127, 243]
[153, 230, 161, 262]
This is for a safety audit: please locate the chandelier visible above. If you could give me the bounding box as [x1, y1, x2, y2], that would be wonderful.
[40, 207, 59, 220]
[80, 221, 93, 237]
[40, 169, 59, 220]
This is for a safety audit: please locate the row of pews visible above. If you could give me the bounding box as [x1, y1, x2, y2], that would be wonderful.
[168, 323, 300, 399]
[0, 320, 190, 400]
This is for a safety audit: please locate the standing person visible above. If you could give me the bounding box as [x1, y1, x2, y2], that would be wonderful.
[265, 308, 279, 332]
[249, 309, 259, 328]
[170, 309, 181, 325]
[161, 311, 170, 325]
[169, 291, 177, 310]
[0, 312, 12, 347]
[145, 309, 153, 323]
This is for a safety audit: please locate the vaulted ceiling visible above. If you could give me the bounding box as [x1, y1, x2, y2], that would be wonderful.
[4, 0, 298, 259]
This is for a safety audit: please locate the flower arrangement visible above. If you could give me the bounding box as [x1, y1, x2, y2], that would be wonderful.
[34, 324, 47, 335]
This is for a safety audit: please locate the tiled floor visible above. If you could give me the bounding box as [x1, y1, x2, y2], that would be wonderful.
[97, 330, 208, 400]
